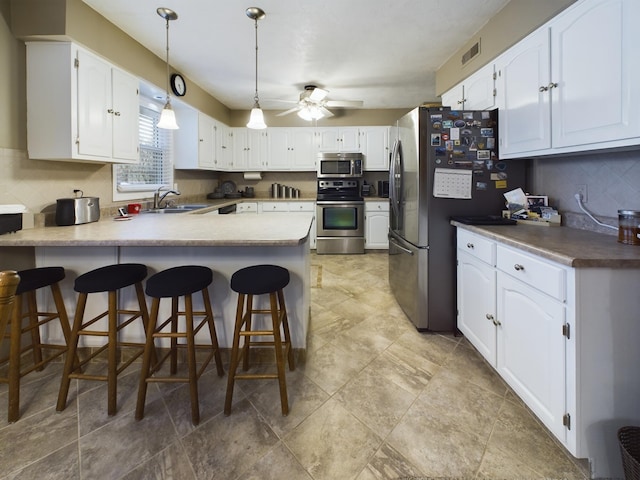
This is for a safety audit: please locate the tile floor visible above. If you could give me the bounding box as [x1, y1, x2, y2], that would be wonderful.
[0, 252, 589, 479]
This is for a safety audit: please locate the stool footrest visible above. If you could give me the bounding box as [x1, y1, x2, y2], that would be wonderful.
[234, 373, 279, 380]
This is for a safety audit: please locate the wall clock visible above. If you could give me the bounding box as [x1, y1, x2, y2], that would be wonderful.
[170, 73, 186, 97]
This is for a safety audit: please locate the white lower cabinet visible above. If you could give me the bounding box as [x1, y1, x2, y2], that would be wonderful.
[456, 226, 640, 478]
[364, 201, 389, 249]
[257, 201, 316, 249]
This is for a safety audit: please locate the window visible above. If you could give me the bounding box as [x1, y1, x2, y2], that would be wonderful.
[112, 101, 174, 202]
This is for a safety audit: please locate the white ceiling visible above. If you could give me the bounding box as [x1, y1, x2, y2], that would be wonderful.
[82, 0, 509, 112]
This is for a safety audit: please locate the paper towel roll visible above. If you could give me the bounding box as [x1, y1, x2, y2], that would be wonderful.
[243, 172, 262, 180]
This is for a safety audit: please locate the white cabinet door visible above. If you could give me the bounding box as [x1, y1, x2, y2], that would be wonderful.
[441, 64, 495, 111]
[77, 49, 113, 159]
[457, 250, 497, 366]
[360, 127, 390, 171]
[216, 122, 232, 170]
[464, 63, 496, 111]
[550, 0, 640, 148]
[198, 113, 216, 169]
[111, 69, 139, 161]
[497, 27, 552, 156]
[441, 82, 464, 109]
[267, 128, 291, 170]
[497, 272, 566, 443]
[232, 128, 267, 171]
[317, 127, 360, 152]
[365, 201, 389, 249]
[290, 128, 317, 170]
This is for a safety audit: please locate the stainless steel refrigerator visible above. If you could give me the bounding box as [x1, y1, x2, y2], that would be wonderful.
[388, 106, 526, 331]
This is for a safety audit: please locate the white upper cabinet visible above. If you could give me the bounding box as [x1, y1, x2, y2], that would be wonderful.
[441, 63, 496, 111]
[174, 111, 217, 170]
[232, 128, 268, 171]
[268, 127, 317, 171]
[497, 0, 640, 157]
[359, 127, 390, 171]
[316, 127, 360, 152]
[27, 42, 139, 163]
[496, 28, 552, 155]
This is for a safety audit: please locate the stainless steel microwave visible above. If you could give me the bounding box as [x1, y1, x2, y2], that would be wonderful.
[317, 152, 363, 178]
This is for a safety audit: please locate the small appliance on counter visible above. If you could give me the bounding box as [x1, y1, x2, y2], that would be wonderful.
[377, 180, 389, 198]
[361, 181, 373, 197]
[55, 192, 100, 226]
[0, 204, 26, 235]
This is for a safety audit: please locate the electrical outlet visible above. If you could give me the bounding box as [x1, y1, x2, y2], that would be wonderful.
[576, 184, 588, 203]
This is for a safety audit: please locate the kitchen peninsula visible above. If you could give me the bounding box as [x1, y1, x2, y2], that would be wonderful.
[0, 210, 314, 349]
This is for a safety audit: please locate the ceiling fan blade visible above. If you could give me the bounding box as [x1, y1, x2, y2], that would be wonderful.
[325, 100, 364, 108]
[320, 106, 334, 117]
[309, 87, 329, 102]
[275, 106, 301, 117]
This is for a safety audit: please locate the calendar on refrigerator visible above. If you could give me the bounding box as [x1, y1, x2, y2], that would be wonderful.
[433, 168, 472, 199]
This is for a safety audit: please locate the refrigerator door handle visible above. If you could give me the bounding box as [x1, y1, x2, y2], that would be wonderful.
[389, 235, 414, 255]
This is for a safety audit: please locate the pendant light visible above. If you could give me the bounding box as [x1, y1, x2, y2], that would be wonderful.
[246, 7, 267, 130]
[157, 7, 179, 130]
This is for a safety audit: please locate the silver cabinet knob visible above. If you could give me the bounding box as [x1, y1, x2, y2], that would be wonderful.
[514, 264, 524, 271]
[466, 243, 474, 249]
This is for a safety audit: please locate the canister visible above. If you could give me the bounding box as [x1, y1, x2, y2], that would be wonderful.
[271, 183, 279, 198]
[617, 210, 640, 245]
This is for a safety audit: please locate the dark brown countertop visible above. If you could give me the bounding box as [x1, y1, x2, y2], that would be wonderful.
[451, 221, 640, 268]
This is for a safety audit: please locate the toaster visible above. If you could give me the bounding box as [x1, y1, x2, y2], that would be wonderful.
[55, 197, 100, 226]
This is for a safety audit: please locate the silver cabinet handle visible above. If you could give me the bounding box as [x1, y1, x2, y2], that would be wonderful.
[539, 86, 548, 92]
[548, 82, 558, 89]
[466, 243, 474, 249]
[107, 108, 114, 113]
[514, 264, 524, 271]
[486, 313, 494, 320]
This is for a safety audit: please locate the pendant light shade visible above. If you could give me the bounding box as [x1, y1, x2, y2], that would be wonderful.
[157, 103, 179, 129]
[157, 7, 179, 130]
[246, 7, 267, 130]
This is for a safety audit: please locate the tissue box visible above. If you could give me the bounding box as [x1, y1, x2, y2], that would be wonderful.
[0, 213, 22, 235]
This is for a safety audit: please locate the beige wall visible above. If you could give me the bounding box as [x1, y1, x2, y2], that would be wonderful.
[436, 0, 576, 95]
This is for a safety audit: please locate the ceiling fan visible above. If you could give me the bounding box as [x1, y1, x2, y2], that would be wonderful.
[275, 85, 364, 120]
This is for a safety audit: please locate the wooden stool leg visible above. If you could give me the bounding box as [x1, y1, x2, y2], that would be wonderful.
[270, 292, 289, 416]
[134, 282, 155, 366]
[8, 299, 23, 422]
[277, 289, 295, 371]
[51, 282, 80, 370]
[57, 293, 87, 412]
[136, 297, 160, 421]
[25, 291, 44, 369]
[107, 290, 118, 416]
[224, 293, 246, 415]
[170, 298, 179, 374]
[242, 295, 253, 371]
[185, 294, 200, 425]
[202, 287, 224, 376]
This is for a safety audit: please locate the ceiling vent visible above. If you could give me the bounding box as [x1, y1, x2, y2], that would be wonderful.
[461, 40, 481, 66]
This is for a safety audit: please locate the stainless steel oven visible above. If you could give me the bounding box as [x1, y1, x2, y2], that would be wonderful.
[317, 152, 363, 179]
[316, 179, 365, 254]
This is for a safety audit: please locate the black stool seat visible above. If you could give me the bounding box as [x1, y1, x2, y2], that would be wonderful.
[231, 265, 289, 295]
[74, 263, 147, 293]
[146, 266, 212, 298]
[16, 267, 65, 295]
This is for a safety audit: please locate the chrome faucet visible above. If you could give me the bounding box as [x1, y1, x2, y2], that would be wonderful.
[153, 186, 181, 209]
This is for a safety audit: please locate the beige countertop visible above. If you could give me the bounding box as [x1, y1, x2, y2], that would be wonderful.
[0, 210, 314, 247]
[452, 221, 640, 268]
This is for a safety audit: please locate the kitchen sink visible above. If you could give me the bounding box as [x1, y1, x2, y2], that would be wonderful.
[142, 204, 209, 214]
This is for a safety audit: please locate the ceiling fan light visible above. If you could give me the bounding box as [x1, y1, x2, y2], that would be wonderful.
[298, 105, 324, 121]
[247, 107, 267, 129]
[157, 102, 179, 129]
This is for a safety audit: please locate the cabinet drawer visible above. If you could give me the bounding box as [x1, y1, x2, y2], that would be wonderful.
[496, 245, 565, 301]
[457, 229, 495, 266]
[260, 202, 289, 212]
[289, 202, 315, 212]
[365, 201, 390, 212]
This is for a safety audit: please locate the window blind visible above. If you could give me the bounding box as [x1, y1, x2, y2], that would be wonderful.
[116, 105, 173, 192]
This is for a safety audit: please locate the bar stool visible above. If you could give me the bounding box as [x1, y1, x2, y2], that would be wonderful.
[57, 263, 150, 416]
[136, 265, 224, 425]
[0, 267, 76, 423]
[224, 264, 294, 416]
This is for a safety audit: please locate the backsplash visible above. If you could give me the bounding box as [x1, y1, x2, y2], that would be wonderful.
[531, 149, 640, 236]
